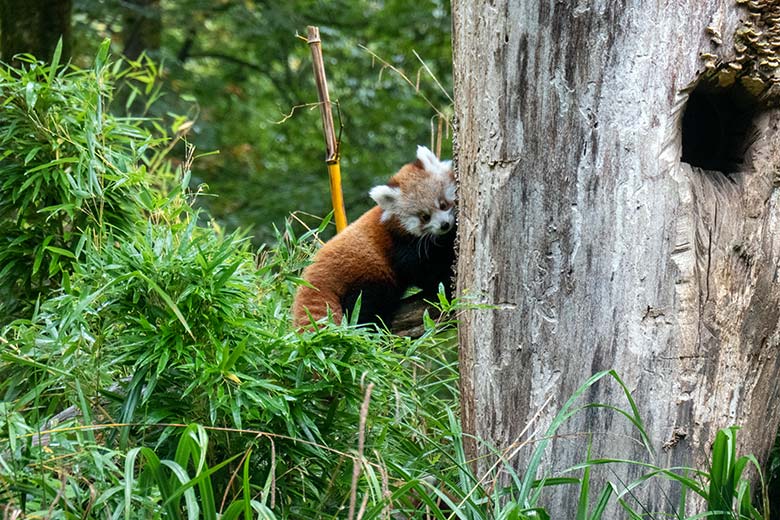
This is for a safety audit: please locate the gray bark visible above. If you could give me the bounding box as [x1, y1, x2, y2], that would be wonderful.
[453, 0, 780, 516]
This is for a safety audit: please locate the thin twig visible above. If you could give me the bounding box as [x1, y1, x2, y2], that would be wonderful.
[356, 490, 370, 520]
[273, 101, 323, 125]
[288, 210, 328, 246]
[46, 470, 68, 517]
[436, 116, 444, 158]
[374, 449, 392, 519]
[220, 438, 260, 513]
[359, 45, 448, 121]
[79, 475, 97, 520]
[412, 49, 454, 104]
[13, 421, 380, 471]
[349, 382, 375, 520]
[2, 504, 23, 520]
[360, 45, 453, 153]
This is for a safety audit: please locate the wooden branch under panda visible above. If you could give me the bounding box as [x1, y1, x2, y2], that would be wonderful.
[389, 293, 442, 338]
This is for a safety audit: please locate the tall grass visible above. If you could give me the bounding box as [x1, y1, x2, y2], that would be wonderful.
[0, 42, 771, 520]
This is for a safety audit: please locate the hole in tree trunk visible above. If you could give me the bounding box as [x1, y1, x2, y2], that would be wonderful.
[681, 78, 760, 174]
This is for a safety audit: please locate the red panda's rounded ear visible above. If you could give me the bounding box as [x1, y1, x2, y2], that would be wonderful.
[416, 145, 451, 177]
[369, 185, 401, 210]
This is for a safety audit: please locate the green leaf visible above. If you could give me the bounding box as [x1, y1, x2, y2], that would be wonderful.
[32, 235, 54, 275]
[244, 448, 254, 519]
[23, 146, 41, 165]
[132, 270, 195, 339]
[24, 81, 38, 110]
[95, 38, 111, 71]
[49, 38, 63, 83]
[44, 246, 77, 259]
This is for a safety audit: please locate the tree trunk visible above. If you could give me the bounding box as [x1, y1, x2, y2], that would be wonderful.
[122, 0, 161, 61]
[0, 0, 71, 64]
[454, 0, 780, 516]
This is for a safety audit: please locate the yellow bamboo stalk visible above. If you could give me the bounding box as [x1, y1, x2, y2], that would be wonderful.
[307, 26, 348, 233]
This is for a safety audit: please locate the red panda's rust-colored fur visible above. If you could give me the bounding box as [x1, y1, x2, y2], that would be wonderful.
[292, 147, 456, 328]
[292, 206, 395, 325]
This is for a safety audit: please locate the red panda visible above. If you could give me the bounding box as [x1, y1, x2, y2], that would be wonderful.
[292, 145, 456, 328]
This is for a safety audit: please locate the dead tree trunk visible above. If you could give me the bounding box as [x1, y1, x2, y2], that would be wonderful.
[454, 0, 780, 515]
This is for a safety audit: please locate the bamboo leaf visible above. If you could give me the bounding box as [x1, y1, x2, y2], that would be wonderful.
[49, 38, 63, 84]
[132, 270, 194, 339]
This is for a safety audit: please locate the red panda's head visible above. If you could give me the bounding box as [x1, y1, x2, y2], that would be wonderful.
[369, 146, 456, 237]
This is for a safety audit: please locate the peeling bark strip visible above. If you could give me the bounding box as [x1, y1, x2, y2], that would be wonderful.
[453, 0, 780, 516]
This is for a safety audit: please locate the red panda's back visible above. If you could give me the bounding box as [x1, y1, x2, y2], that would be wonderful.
[292, 207, 396, 326]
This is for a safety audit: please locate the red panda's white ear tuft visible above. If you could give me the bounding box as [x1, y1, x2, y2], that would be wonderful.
[369, 184, 401, 212]
[416, 145, 451, 177]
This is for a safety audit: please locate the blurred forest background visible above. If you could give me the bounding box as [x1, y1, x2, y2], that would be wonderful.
[0, 0, 453, 243]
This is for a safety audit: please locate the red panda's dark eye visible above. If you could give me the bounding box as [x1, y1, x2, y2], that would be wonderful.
[419, 213, 431, 223]
[439, 200, 450, 210]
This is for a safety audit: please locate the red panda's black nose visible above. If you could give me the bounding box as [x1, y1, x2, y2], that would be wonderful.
[440, 221, 451, 232]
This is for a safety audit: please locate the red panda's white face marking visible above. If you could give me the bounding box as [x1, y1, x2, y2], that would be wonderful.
[370, 146, 456, 237]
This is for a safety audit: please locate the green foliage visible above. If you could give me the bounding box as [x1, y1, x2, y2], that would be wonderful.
[122, 424, 266, 519]
[372, 370, 649, 520]
[0, 38, 175, 320]
[0, 43, 462, 518]
[72, 0, 453, 243]
[705, 427, 768, 520]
